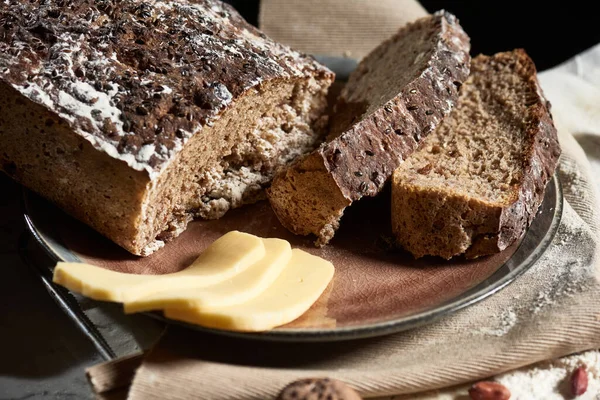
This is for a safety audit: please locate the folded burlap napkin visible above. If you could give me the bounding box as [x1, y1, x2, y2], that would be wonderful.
[87, 2, 600, 399]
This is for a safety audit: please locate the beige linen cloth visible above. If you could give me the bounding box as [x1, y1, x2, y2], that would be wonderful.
[259, 0, 428, 59]
[87, 1, 600, 398]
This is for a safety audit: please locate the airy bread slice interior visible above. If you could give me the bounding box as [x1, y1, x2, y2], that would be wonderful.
[268, 11, 470, 246]
[391, 50, 561, 259]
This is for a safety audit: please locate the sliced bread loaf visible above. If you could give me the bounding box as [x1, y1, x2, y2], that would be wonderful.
[267, 11, 471, 246]
[0, 0, 333, 256]
[391, 50, 561, 259]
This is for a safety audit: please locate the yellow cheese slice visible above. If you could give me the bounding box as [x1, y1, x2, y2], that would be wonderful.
[164, 249, 335, 332]
[52, 231, 265, 302]
[123, 238, 292, 313]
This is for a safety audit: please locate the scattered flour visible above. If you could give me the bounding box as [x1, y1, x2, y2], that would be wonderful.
[387, 350, 600, 400]
[477, 308, 517, 337]
[469, 202, 593, 339]
[495, 350, 600, 400]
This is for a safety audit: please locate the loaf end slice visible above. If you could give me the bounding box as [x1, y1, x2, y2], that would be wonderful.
[268, 11, 470, 246]
[391, 50, 561, 259]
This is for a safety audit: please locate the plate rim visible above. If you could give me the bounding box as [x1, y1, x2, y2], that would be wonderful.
[22, 173, 563, 342]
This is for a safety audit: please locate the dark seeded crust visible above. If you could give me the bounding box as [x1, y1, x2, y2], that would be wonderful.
[0, 0, 333, 256]
[0, 0, 328, 170]
[391, 50, 561, 259]
[267, 11, 470, 246]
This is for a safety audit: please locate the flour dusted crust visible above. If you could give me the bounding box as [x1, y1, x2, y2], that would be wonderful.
[267, 11, 470, 246]
[0, 0, 333, 255]
[391, 50, 561, 259]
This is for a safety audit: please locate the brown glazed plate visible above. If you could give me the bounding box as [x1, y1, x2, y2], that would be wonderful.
[21, 57, 563, 342]
[22, 173, 562, 342]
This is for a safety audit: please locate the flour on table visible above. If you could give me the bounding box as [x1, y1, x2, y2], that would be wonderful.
[469, 201, 593, 339]
[476, 307, 517, 337]
[387, 350, 600, 400]
[495, 350, 600, 399]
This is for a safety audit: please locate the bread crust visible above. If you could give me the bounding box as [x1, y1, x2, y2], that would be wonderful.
[268, 11, 471, 246]
[391, 50, 561, 259]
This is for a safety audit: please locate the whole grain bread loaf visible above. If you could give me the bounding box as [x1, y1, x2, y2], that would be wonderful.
[267, 11, 470, 246]
[391, 50, 561, 259]
[0, 0, 333, 255]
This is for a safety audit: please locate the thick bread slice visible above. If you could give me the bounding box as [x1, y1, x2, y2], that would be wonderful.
[267, 11, 470, 246]
[391, 50, 561, 259]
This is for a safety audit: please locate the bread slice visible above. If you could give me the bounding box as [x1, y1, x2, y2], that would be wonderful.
[0, 0, 333, 256]
[267, 11, 470, 246]
[391, 50, 561, 259]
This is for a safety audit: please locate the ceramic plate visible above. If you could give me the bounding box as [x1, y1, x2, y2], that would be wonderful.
[21, 56, 563, 342]
[22, 173, 562, 342]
